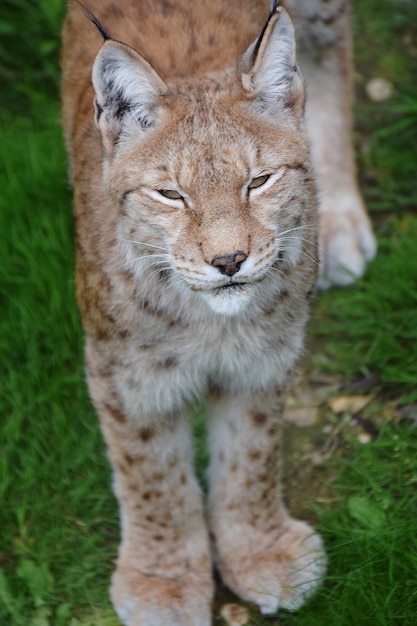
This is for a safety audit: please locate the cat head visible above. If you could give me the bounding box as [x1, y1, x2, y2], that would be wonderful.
[89, 4, 317, 315]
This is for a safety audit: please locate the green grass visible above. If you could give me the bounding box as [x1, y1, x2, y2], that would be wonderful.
[0, 110, 119, 623]
[265, 421, 417, 626]
[311, 216, 417, 402]
[1, 0, 417, 624]
[352, 0, 417, 214]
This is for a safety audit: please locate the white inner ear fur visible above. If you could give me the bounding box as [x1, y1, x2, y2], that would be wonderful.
[92, 41, 167, 143]
[241, 8, 303, 112]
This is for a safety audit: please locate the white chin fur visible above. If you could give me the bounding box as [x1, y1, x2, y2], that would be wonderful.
[200, 288, 253, 316]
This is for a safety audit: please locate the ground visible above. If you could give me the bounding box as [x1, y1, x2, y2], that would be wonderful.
[0, 0, 417, 624]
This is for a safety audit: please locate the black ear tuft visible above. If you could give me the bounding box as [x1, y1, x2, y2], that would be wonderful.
[270, 0, 279, 16]
[252, 0, 281, 67]
[76, 1, 112, 40]
[240, 8, 304, 117]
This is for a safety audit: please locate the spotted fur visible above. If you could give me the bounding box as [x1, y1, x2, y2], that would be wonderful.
[61, 1, 374, 624]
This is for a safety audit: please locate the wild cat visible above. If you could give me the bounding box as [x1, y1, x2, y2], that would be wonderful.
[61, 0, 376, 624]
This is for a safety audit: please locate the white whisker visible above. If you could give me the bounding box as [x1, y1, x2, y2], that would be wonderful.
[117, 253, 170, 272]
[284, 249, 319, 267]
[278, 224, 316, 238]
[119, 238, 169, 252]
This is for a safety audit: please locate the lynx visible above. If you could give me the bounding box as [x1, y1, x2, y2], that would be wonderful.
[61, 1, 376, 624]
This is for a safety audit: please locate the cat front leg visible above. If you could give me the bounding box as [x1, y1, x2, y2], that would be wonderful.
[85, 340, 213, 626]
[289, 0, 377, 287]
[207, 387, 325, 615]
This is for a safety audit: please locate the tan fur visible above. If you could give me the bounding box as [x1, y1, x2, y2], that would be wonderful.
[61, 1, 373, 624]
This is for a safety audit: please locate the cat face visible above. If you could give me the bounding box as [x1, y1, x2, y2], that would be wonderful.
[108, 82, 314, 314]
[91, 8, 317, 314]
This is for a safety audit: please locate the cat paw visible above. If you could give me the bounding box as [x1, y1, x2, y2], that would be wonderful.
[111, 564, 213, 626]
[216, 519, 326, 615]
[317, 196, 377, 289]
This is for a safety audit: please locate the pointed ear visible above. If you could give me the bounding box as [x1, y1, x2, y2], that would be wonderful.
[240, 7, 304, 116]
[92, 40, 167, 152]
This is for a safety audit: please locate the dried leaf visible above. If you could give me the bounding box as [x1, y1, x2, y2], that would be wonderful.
[327, 395, 373, 414]
[284, 406, 318, 426]
[220, 603, 249, 626]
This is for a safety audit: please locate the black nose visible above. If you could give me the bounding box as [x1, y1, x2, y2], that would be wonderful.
[211, 251, 247, 276]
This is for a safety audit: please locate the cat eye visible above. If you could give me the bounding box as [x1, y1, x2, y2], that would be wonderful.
[248, 174, 270, 190]
[158, 189, 183, 200]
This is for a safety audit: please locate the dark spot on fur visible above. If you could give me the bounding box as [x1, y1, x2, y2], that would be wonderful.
[94, 327, 113, 341]
[153, 534, 164, 541]
[157, 355, 178, 369]
[208, 382, 224, 399]
[142, 299, 183, 328]
[117, 462, 128, 475]
[262, 303, 276, 316]
[116, 328, 131, 339]
[139, 427, 155, 442]
[267, 424, 279, 437]
[94, 363, 112, 378]
[251, 411, 268, 427]
[258, 470, 272, 484]
[261, 484, 274, 502]
[306, 286, 316, 301]
[125, 453, 145, 465]
[161, 0, 175, 16]
[140, 342, 155, 350]
[180, 473, 187, 486]
[294, 214, 303, 228]
[104, 402, 127, 424]
[248, 449, 262, 461]
[151, 472, 165, 482]
[143, 491, 152, 500]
